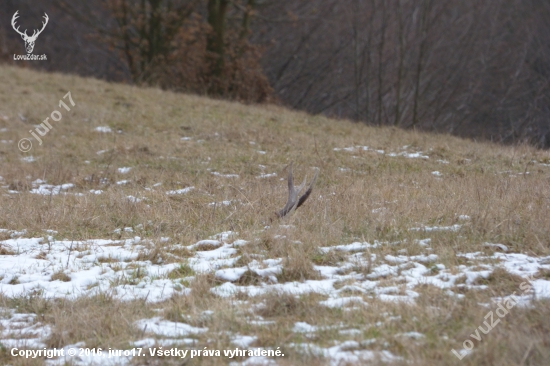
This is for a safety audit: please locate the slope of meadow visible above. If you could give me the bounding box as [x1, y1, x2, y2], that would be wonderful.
[0, 65, 549, 365]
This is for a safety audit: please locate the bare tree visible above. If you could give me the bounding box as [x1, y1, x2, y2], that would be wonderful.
[254, 0, 550, 146]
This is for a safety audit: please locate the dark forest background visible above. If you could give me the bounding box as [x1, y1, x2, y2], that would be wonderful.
[1, 0, 549, 147]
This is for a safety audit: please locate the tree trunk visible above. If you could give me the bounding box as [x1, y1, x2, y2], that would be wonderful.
[207, 0, 229, 79]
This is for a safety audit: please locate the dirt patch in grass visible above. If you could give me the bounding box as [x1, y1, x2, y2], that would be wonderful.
[254, 292, 330, 321]
[311, 249, 348, 266]
[0, 245, 15, 255]
[193, 242, 222, 251]
[51, 271, 71, 282]
[167, 245, 193, 258]
[235, 269, 264, 285]
[276, 243, 323, 283]
[535, 268, 550, 280]
[277, 256, 322, 283]
[167, 263, 195, 279]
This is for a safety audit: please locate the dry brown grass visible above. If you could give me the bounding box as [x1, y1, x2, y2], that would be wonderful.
[473, 267, 529, 296]
[0, 65, 550, 365]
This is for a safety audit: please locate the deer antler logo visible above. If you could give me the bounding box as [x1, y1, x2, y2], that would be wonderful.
[11, 11, 49, 54]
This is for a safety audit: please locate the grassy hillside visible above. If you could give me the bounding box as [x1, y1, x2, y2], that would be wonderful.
[0, 65, 549, 365]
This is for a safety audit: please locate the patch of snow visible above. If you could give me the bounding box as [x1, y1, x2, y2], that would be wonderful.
[293, 322, 319, 333]
[257, 173, 276, 179]
[188, 239, 221, 250]
[208, 200, 233, 207]
[0, 236, 188, 303]
[211, 172, 239, 178]
[95, 126, 112, 133]
[135, 317, 207, 338]
[320, 297, 368, 308]
[410, 224, 462, 232]
[232, 335, 258, 348]
[0, 309, 51, 349]
[334, 146, 370, 152]
[339, 329, 363, 336]
[387, 151, 429, 159]
[30, 183, 74, 195]
[21, 156, 37, 163]
[397, 331, 425, 339]
[127, 195, 142, 203]
[320, 242, 374, 253]
[216, 267, 248, 282]
[166, 186, 194, 195]
[483, 243, 509, 252]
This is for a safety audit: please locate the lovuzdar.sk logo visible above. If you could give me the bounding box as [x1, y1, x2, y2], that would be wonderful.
[11, 10, 48, 61]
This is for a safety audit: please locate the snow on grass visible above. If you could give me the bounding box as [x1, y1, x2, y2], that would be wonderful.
[1, 228, 550, 365]
[215, 258, 282, 282]
[211, 172, 239, 178]
[397, 331, 425, 339]
[292, 322, 319, 334]
[30, 183, 74, 195]
[208, 200, 233, 207]
[2, 230, 547, 307]
[0, 236, 185, 302]
[409, 224, 462, 232]
[483, 243, 509, 252]
[319, 241, 375, 253]
[94, 126, 112, 133]
[166, 186, 194, 195]
[319, 296, 369, 308]
[333, 145, 430, 159]
[212, 279, 337, 298]
[21, 156, 37, 163]
[333, 146, 385, 154]
[291, 341, 402, 366]
[256, 173, 277, 179]
[0, 309, 51, 349]
[127, 195, 143, 203]
[135, 317, 207, 338]
[232, 335, 258, 348]
[117, 167, 132, 174]
[333, 145, 370, 152]
[390, 151, 429, 159]
[333, 146, 430, 159]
